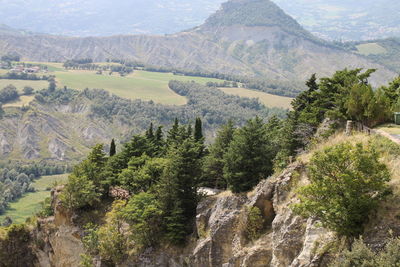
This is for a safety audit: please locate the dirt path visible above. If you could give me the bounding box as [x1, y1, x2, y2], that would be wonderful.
[375, 129, 400, 145]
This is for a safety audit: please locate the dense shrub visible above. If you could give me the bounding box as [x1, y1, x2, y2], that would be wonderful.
[293, 142, 391, 236]
[245, 206, 264, 241]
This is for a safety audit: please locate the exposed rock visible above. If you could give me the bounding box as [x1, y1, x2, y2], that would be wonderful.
[32, 162, 338, 267]
[48, 138, 68, 160]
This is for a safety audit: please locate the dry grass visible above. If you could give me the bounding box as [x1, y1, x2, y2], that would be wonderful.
[298, 132, 371, 163]
[376, 123, 400, 135]
[2, 95, 35, 108]
[219, 87, 293, 109]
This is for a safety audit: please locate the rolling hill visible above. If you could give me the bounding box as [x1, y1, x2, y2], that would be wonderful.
[0, 0, 395, 86]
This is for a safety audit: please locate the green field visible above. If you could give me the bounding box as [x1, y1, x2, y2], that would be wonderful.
[356, 43, 387, 56]
[219, 87, 293, 109]
[0, 174, 68, 224]
[1, 62, 291, 108]
[0, 79, 48, 92]
[54, 69, 224, 106]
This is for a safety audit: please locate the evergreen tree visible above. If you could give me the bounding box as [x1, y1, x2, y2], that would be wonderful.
[381, 76, 400, 106]
[224, 117, 273, 193]
[292, 74, 318, 113]
[202, 120, 235, 188]
[74, 144, 107, 189]
[166, 118, 188, 147]
[194, 117, 203, 142]
[186, 124, 193, 139]
[146, 123, 155, 140]
[109, 139, 116, 157]
[159, 138, 202, 244]
[167, 118, 180, 143]
[155, 126, 163, 143]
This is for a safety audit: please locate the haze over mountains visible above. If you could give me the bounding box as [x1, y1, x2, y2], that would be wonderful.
[0, 0, 395, 86]
[0, 0, 399, 41]
[274, 0, 400, 41]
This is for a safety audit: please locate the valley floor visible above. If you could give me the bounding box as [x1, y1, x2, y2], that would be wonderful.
[0, 174, 68, 224]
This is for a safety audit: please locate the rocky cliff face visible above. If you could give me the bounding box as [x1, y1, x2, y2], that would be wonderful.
[32, 163, 337, 267]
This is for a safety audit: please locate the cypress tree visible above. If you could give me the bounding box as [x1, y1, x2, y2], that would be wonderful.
[110, 139, 116, 157]
[194, 117, 203, 142]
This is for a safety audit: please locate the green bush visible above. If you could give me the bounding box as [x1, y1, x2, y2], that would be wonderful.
[36, 197, 54, 218]
[79, 253, 94, 267]
[293, 142, 390, 237]
[330, 238, 400, 267]
[119, 192, 163, 248]
[245, 206, 264, 241]
[60, 174, 100, 210]
[0, 224, 36, 267]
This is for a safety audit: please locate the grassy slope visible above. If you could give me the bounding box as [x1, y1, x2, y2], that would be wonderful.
[0, 174, 68, 224]
[219, 87, 293, 109]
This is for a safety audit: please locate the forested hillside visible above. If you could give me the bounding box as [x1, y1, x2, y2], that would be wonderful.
[0, 81, 284, 163]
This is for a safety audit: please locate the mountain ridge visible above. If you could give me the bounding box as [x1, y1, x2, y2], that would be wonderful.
[0, 0, 395, 85]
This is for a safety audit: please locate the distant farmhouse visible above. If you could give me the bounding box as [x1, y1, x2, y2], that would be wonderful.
[10, 65, 42, 73]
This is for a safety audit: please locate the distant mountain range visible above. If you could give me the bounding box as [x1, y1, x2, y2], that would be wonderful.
[0, 0, 400, 41]
[0, 0, 225, 36]
[0, 0, 395, 86]
[274, 0, 400, 41]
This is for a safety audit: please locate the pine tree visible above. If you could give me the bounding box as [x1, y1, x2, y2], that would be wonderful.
[109, 139, 116, 157]
[224, 117, 273, 193]
[202, 120, 235, 188]
[155, 126, 163, 143]
[292, 74, 318, 114]
[166, 118, 187, 147]
[159, 138, 202, 244]
[186, 124, 193, 138]
[194, 117, 203, 142]
[146, 123, 155, 140]
[74, 144, 108, 189]
[167, 118, 180, 145]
